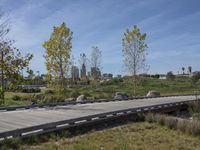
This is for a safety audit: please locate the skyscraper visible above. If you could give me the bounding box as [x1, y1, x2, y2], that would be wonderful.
[80, 64, 86, 79]
[71, 66, 79, 80]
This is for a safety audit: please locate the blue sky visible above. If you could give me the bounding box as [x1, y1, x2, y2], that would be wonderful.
[0, 0, 200, 75]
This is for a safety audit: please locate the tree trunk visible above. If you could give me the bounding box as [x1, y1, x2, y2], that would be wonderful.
[133, 75, 136, 96]
[1, 50, 4, 102]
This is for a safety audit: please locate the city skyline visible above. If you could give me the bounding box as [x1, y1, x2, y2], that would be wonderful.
[0, 0, 200, 75]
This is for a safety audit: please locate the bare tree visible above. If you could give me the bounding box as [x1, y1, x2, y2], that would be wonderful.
[90, 46, 102, 80]
[188, 66, 192, 75]
[70, 55, 76, 82]
[79, 53, 88, 79]
[122, 25, 148, 95]
[182, 67, 185, 75]
[0, 12, 9, 39]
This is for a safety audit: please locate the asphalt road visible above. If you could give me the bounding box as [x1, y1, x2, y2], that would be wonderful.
[0, 95, 197, 134]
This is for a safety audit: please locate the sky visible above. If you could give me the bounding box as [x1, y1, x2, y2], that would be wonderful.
[0, 0, 200, 75]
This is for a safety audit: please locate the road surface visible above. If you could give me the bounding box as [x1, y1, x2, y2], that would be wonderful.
[0, 95, 197, 136]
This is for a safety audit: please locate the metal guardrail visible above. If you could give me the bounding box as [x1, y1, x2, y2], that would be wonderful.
[0, 98, 198, 139]
[0, 94, 196, 112]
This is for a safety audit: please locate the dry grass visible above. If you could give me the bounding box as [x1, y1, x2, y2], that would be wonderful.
[19, 122, 200, 150]
[146, 113, 200, 136]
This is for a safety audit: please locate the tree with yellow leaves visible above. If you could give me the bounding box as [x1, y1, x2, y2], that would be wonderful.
[43, 22, 72, 91]
[122, 25, 148, 95]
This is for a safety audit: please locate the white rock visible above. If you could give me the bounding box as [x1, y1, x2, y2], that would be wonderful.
[76, 95, 86, 102]
[147, 91, 160, 97]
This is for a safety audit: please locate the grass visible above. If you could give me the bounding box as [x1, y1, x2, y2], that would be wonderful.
[1, 76, 200, 107]
[0, 92, 34, 106]
[145, 113, 200, 136]
[69, 77, 200, 99]
[18, 122, 200, 150]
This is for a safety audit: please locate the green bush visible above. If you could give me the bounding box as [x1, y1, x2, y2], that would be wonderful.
[70, 91, 80, 98]
[191, 72, 200, 83]
[44, 89, 55, 94]
[21, 88, 41, 93]
[0, 86, 3, 99]
[42, 95, 65, 103]
[166, 71, 175, 80]
[12, 95, 21, 101]
[1, 137, 22, 149]
[82, 92, 91, 97]
[22, 95, 33, 101]
[8, 83, 17, 92]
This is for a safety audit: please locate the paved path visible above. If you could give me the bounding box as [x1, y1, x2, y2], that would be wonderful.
[0, 95, 197, 134]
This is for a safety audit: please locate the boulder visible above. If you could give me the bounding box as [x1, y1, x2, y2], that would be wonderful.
[76, 95, 86, 102]
[146, 91, 160, 97]
[114, 92, 129, 100]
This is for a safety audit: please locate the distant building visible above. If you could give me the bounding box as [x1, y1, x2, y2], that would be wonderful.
[71, 66, 79, 80]
[40, 74, 46, 80]
[176, 74, 190, 77]
[87, 71, 91, 78]
[192, 71, 200, 76]
[80, 64, 87, 79]
[91, 67, 101, 79]
[116, 74, 122, 78]
[159, 74, 167, 80]
[24, 74, 36, 80]
[102, 73, 113, 79]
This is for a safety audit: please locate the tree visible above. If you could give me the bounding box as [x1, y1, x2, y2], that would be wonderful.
[188, 66, 192, 75]
[79, 53, 87, 79]
[122, 25, 148, 95]
[182, 67, 185, 74]
[191, 72, 200, 83]
[43, 22, 72, 91]
[166, 71, 175, 80]
[0, 40, 33, 101]
[0, 12, 9, 39]
[0, 12, 33, 102]
[90, 46, 102, 80]
[27, 69, 34, 78]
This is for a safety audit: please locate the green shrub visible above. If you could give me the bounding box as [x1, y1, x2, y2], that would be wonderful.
[70, 91, 80, 98]
[44, 89, 55, 94]
[21, 88, 41, 93]
[191, 72, 200, 83]
[0, 86, 3, 99]
[82, 92, 91, 97]
[1, 138, 22, 149]
[166, 71, 175, 80]
[12, 95, 21, 101]
[21, 95, 33, 101]
[8, 83, 17, 92]
[43, 95, 65, 103]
